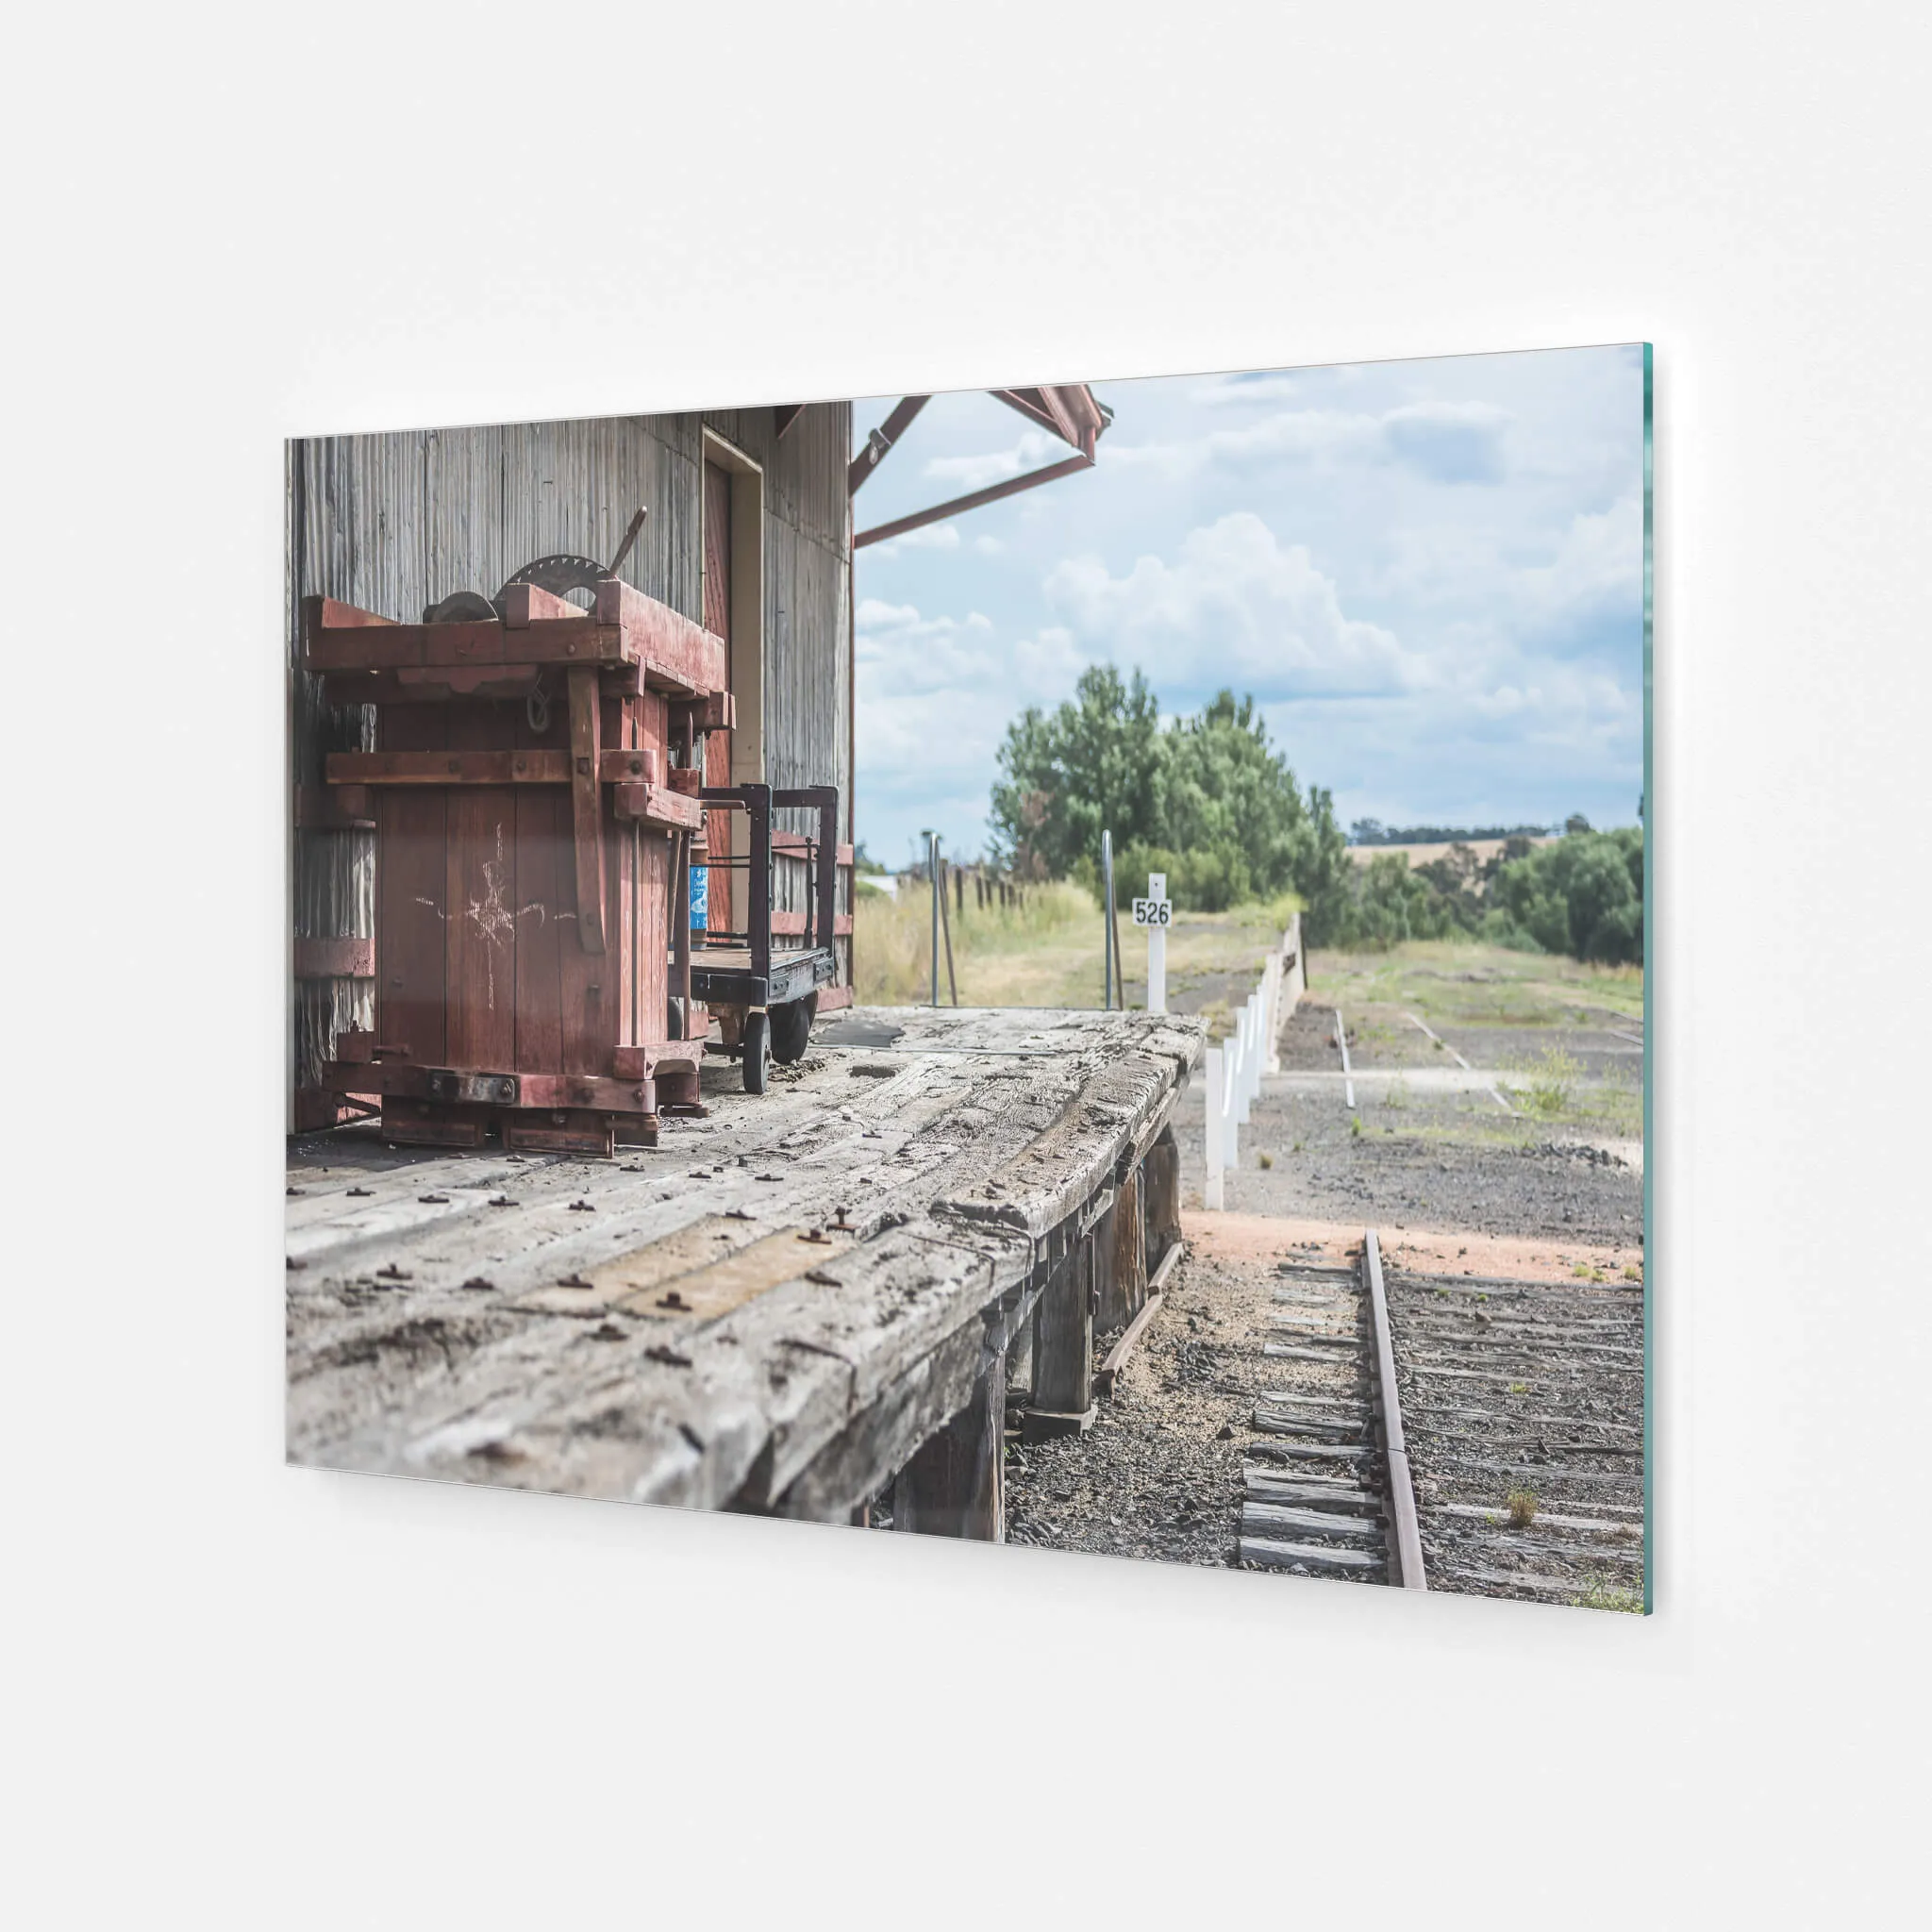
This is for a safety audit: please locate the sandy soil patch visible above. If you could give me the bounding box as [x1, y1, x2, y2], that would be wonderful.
[1182, 1209, 1642, 1285]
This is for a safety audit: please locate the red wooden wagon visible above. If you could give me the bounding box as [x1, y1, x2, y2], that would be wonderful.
[303, 566, 735, 1157]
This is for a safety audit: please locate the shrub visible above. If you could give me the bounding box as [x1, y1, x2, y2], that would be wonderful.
[1492, 828, 1643, 964]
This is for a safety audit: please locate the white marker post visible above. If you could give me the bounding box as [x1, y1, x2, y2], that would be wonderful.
[1235, 997, 1254, 1127]
[1204, 1043, 1224, 1209]
[1133, 872, 1171, 1015]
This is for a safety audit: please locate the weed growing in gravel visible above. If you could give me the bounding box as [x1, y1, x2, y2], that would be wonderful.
[1507, 1381, 1530, 1395]
[1385, 1075, 1409, 1109]
[1505, 1488, 1538, 1527]
[1517, 1045, 1582, 1117]
[1622, 1265, 1642, 1282]
[1257, 1151, 1274, 1169]
[1574, 1580, 1644, 1615]
[1349, 1114, 1363, 1139]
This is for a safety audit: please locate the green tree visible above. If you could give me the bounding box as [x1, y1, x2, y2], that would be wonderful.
[1492, 827, 1643, 962]
[988, 666, 1164, 878]
[1163, 691, 1344, 909]
[991, 674, 1347, 914]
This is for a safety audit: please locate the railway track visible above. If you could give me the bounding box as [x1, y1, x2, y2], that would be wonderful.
[1238, 1228, 1646, 1609]
[1385, 1253, 1646, 1607]
[1236, 1231, 1424, 1588]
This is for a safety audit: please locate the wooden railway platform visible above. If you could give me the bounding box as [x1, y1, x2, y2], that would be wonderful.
[286, 1007, 1199, 1536]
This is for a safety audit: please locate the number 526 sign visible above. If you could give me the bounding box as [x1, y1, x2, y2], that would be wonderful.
[1132, 872, 1172, 927]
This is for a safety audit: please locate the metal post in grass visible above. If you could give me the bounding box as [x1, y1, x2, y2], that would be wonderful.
[924, 830, 939, 1008]
[1100, 828, 1115, 1010]
[937, 841, 958, 1006]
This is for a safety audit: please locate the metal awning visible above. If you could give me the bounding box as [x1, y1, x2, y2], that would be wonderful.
[846, 384, 1111, 549]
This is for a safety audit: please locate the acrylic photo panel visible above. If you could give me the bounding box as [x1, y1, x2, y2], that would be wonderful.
[286, 344, 1649, 1610]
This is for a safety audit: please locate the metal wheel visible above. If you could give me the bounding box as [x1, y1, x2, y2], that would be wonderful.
[742, 1009, 771, 1093]
[770, 991, 817, 1064]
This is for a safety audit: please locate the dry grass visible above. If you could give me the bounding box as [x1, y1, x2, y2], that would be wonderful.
[1308, 937, 1644, 1025]
[853, 879, 1295, 1011]
[1505, 1487, 1539, 1528]
[853, 879, 1106, 1008]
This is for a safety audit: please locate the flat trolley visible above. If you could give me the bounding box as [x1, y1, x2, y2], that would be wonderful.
[672, 783, 841, 1092]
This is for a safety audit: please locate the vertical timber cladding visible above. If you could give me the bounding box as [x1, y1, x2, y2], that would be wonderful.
[702, 406, 855, 973]
[701, 458, 733, 938]
[285, 402, 854, 1110]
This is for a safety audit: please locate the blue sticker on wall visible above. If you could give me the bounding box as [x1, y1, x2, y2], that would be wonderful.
[690, 864, 708, 929]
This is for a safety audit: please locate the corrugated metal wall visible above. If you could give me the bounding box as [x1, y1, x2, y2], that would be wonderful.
[287, 402, 853, 1105]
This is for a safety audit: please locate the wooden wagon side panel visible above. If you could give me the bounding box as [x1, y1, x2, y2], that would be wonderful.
[441, 703, 520, 1074]
[375, 704, 449, 1070]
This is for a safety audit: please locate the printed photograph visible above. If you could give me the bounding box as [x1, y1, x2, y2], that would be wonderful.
[286, 345, 1650, 1610]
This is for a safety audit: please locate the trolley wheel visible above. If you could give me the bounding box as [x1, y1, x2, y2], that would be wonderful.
[742, 1008, 771, 1094]
[770, 991, 817, 1064]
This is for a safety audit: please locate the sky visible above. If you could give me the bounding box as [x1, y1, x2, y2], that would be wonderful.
[849, 344, 1646, 871]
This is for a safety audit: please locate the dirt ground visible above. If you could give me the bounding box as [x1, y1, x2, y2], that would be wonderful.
[1002, 1229, 1283, 1570]
[1180, 993, 1644, 1261]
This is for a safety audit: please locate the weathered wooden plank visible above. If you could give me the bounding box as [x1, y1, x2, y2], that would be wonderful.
[293, 784, 375, 831]
[443, 703, 518, 1072]
[596, 575, 727, 695]
[1095, 1289, 1166, 1397]
[1241, 1501, 1381, 1544]
[305, 612, 623, 672]
[293, 937, 374, 980]
[891, 1341, 1006, 1541]
[613, 782, 703, 830]
[1243, 1470, 1380, 1513]
[567, 667, 605, 955]
[512, 708, 567, 1077]
[375, 704, 447, 1066]
[1142, 1124, 1180, 1261]
[502, 583, 581, 626]
[327, 749, 658, 787]
[1026, 1240, 1092, 1438]
[287, 1007, 1203, 1520]
[1239, 1538, 1385, 1577]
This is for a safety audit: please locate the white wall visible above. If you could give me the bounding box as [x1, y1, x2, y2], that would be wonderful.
[8, 4, 1927, 1925]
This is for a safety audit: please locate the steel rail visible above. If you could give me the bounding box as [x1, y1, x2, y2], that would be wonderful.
[1363, 1227, 1428, 1591]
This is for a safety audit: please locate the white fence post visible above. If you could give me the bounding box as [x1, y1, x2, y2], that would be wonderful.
[1234, 1006, 1252, 1126]
[1204, 1044, 1225, 1210]
[1224, 1033, 1241, 1170]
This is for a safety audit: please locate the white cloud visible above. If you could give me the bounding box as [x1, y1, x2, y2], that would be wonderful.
[1381, 401, 1511, 483]
[1186, 373, 1301, 407]
[1108, 401, 1511, 486]
[921, 428, 1064, 491]
[857, 599, 1083, 812]
[1516, 491, 1642, 627]
[869, 522, 961, 558]
[1044, 513, 1423, 699]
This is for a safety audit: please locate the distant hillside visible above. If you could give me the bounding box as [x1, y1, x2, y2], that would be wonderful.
[1344, 834, 1556, 870]
[1349, 819, 1555, 846]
